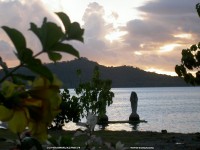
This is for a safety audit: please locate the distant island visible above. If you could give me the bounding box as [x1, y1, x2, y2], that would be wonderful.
[0, 57, 188, 88]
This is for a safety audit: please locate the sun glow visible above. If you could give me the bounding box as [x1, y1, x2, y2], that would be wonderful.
[160, 44, 180, 53]
[105, 30, 127, 43]
[146, 68, 177, 76]
[174, 33, 192, 39]
[134, 51, 143, 56]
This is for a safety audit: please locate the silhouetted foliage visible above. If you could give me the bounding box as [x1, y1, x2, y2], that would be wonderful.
[50, 66, 114, 129]
[50, 89, 82, 129]
[75, 66, 114, 117]
[175, 3, 200, 85]
[0, 57, 187, 87]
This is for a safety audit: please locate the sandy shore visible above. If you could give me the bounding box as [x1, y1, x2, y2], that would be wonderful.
[48, 130, 200, 150]
[121, 131, 200, 150]
[1, 129, 200, 149]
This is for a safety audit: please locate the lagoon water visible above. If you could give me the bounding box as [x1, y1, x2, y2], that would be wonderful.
[64, 87, 200, 133]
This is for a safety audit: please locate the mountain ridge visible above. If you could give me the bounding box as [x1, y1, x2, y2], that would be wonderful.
[0, 57, 188, 88]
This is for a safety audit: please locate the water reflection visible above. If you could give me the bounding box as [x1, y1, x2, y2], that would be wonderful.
[63, 121, 143, 131]
[99, 122, 141, 131]
[98, 124, 108, 130]
[101, 123, 132, 131]
[130, 122, 139, 131]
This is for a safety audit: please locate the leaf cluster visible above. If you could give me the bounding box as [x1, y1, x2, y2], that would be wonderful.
[0, 12, 84, 148]
[175, 44, 200, 85]
[75, 66, 114, 117]
[50, 89, 82, 129]
[175, 4, 200, 85]
[0, 12, 84, 83]
[51, 66, 114, 129]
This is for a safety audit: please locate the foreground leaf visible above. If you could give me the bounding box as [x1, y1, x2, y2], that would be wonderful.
[67, 22, 84, 42]
[26, 61, 53, 82]
[8, 109, 28, 133]
[56, 12, 71, 32]
[51, 43, 79, 58]
[56, 12, 84, 42]
[48, 52, 62, 62]
[2, 26, 27, 59]
[0, 105, 14, 121]
[30, 19, 63, 51]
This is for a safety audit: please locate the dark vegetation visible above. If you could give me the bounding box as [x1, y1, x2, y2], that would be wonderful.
[50, 66, 114, 129]
[175, 3, 200, 85]
[1, 57, 188, 88]
[1, 129, 200, 150]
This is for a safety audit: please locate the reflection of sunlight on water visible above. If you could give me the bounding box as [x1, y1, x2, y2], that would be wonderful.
[64, 87, 200, 133]
[63, 122, 86, 131]
[104, 123, 132, 131]
[63, 122, 142, 132]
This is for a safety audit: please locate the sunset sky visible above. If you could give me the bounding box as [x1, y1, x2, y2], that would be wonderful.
[0, 0, 200, 76]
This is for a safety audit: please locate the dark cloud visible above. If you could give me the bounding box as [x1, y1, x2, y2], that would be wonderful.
[138, 0, 200, 35]
[115, 0, 200, 74]
[124, 19, 173, 49]
[1, 0, 200, 75]
[124, 0, 200, 48]
[78, 1, 200, 74]
[139, 0, 199, 16]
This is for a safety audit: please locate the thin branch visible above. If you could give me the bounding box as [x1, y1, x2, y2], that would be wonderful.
[0, 51, 44, 83]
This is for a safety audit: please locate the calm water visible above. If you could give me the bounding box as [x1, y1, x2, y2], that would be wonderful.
[64, 87, 200, 133]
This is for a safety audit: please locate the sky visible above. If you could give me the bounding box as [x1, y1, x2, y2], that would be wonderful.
[0, 0, 200, 76]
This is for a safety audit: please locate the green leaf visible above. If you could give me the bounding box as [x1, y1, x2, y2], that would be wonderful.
[19, 48, 34, 64]
[67, 22, 84, 42]
[8, 110, 28, 133]
[29, 22, 45, 48]
[56, 12, 71, 32]
[2, 26, 26, 57]
[0, 105, 14, 121]
[48, 52, 62, 62]
[51, 43, 79, 58]
[55, 12, 84, 42]
[26, 58, 53, 81]
[28, 65, 53, 82]
[30, 19, 64, 51]
[44, 22, 63, 49]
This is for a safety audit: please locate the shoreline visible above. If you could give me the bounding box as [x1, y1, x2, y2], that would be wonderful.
[1, 129, 200, 149]
[49, 130, 200, 150]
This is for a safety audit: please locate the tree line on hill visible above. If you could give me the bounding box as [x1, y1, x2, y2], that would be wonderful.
[0, 57, 188, 88]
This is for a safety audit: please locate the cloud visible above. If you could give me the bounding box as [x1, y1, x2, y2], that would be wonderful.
[124, 0, 200, 48]
[139, 0, 199, 16]
[0, 0, 58, 66]
[1, 0, 200, 75]
[0, 40, 15, 59]
[78, 2, 117, 61]
[71, 0, 200, 74]
[118, 0, 200, 73]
